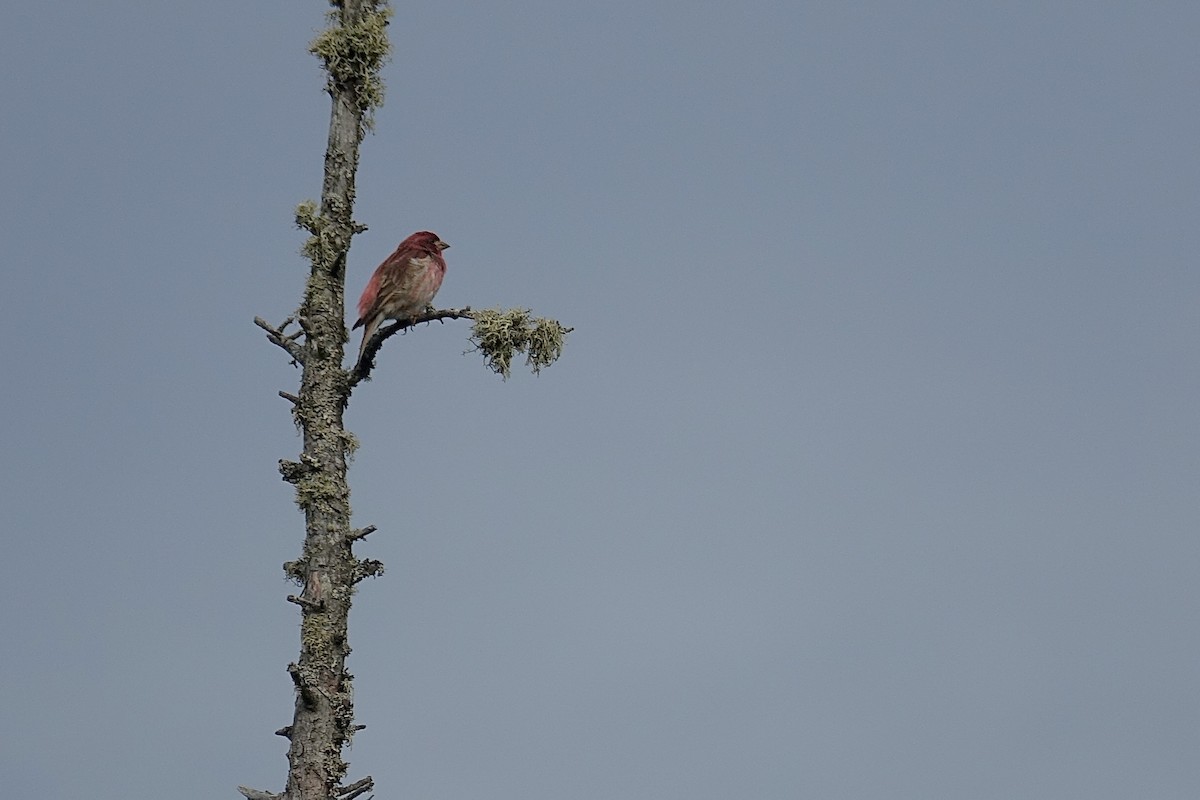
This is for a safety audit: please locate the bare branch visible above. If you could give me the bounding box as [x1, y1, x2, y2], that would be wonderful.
[254, 316, 307, 364]
[237, 788, 281, 800]
[287, 594, 324, 611]
[337, 776, 375, 800]
[347, 524, 376, 542]
[350, 306, 475, 384]
[279, 391, 301, 405]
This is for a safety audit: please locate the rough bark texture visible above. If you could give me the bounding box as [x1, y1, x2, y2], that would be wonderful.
[245, 4, 569, 798]
[244, 3, 390, 799]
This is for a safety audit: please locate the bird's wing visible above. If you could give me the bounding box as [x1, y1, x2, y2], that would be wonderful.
[353, 267, 382, 329]
[355, 243, 418, 324]
[379, 253, 437, 300]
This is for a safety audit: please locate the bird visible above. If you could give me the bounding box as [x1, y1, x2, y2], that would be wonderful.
[352, 231, 449, 370]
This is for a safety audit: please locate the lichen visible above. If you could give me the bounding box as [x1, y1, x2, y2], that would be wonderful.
[339, 429, 360, 461]
[469, 307, 570, 379]
[301, 615, 333, 653]
[283, 560, 306, 583]
[294, 470, 347, 517]
[309, 6, 394, 130]
[295, 200, 320, 233]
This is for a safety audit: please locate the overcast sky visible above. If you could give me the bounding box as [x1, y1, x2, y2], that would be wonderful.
[3, 2, 1198, 798]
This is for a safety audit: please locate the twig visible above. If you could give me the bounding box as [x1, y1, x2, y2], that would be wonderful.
[347, 525, 376, 542]
[254, 316, 306, 364]
[337, 776, 375, 800]
[287, 594, 324, 611]
[237, 788, 280, 800]
[350, 305, 475, 385]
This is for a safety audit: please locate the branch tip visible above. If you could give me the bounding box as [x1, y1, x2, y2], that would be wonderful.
[237, 788, 281, 800]
[287, 594, 324, 611]
[338, 776, 375, 800]
[347, 524, 377, 542]
[254, 316, 307, 364]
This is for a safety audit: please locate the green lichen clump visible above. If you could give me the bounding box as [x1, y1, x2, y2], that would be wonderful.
[309, 6, 394, 125]
[296, 200, 336, 266]
[470, 308, 570, 379]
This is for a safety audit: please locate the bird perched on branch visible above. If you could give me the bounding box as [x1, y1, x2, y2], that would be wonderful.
[352, 231, 449, 369]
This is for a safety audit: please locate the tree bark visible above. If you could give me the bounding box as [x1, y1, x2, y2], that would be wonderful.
[245, 4, 568, 797]
[254, 3, 390, 798]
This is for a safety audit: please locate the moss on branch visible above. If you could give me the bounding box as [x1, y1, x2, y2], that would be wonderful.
[470, 308, 570, 379]
[309, 7, 393, 128]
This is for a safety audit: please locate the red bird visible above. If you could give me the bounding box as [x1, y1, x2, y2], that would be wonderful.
[352, 231, 450, 368]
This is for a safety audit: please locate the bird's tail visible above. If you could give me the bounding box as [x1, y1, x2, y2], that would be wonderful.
[355, 317, 378, 373]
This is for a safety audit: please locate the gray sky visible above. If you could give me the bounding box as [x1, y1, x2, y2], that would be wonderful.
[3, 2, 1198, 798]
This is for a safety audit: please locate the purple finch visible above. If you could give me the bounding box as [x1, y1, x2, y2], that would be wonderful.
[352, 231, 449, 368]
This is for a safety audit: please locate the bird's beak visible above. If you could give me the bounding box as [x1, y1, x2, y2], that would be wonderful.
[437, 240, 450, 251]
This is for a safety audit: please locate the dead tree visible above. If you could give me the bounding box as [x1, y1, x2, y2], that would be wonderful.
[242, 4, 569, 798]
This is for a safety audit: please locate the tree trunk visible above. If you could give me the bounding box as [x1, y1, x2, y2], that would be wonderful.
[244, 4, 568, 797]
[246, 3, 391, 799]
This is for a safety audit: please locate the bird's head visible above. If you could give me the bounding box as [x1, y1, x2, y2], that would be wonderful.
[401, 230, 450, 253]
